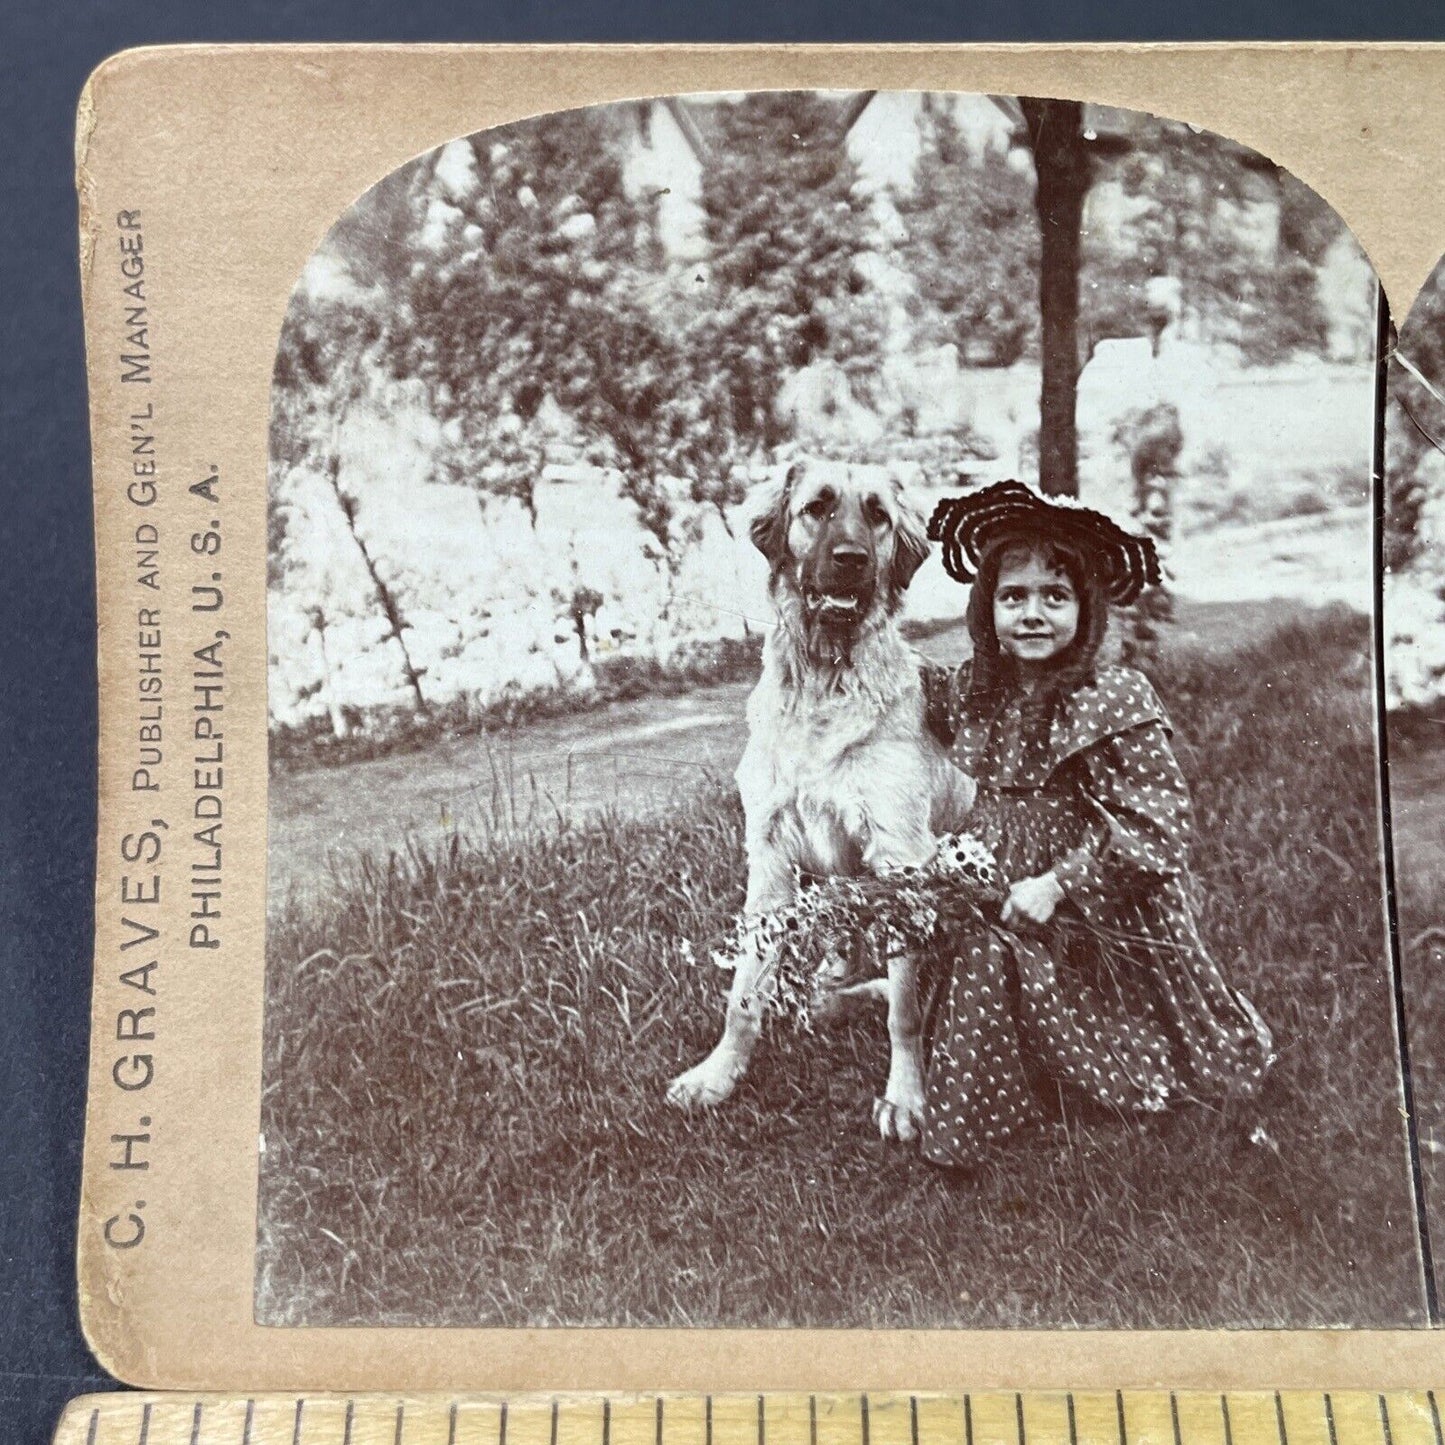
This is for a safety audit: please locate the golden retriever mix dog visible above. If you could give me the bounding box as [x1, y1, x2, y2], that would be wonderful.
[666, 457, 974, 1138]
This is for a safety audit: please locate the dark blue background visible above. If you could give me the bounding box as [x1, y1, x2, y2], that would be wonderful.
[5, 5, 1444, 1444]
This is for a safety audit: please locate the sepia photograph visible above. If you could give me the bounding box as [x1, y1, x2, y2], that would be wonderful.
[257, 90, 1424, 1330]
[1385, 251, 1445, 1310]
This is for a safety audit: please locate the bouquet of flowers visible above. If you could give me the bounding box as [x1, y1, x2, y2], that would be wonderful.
[708, 832, 1007, 1030]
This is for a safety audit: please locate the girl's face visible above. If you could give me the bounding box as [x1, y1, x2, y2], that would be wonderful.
[993, 547, 1080, 673]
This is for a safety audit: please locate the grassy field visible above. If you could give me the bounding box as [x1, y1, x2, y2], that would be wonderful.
[1391, 734, 1445, 1307]
[257, 608, 1428, 1329]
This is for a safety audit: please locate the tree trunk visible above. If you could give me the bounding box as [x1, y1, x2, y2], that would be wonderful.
[325, 453, 429, 714]
[311, 615, 350, 740]
[1021, 98, 1090, 498]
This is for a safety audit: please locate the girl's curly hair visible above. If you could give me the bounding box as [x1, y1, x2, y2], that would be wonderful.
[961, 531, 1111, 756]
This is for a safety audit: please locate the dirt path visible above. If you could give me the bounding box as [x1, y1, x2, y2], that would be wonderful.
[270, 676, 752, 914]
[268, 596, 1366, 915]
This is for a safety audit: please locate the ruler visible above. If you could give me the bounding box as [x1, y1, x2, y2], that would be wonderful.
[48, 1392, 1445, 1445]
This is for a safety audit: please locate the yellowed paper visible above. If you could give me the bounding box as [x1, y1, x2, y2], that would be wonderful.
[77, 42, 1445, 1392]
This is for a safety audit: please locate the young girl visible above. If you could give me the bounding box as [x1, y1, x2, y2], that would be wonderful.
[917, 480, 1273, 1169]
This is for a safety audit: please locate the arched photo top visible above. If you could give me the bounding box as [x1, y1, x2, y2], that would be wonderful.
[257, 88, 1425, 1337]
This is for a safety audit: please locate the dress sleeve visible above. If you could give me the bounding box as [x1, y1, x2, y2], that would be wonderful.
[1051, 720, 1192, 912]
[921, 661, 959, 746]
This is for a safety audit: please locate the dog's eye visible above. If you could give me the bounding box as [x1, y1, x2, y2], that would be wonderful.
[864, 496, 889, 526]
[801, 496, 831, 519]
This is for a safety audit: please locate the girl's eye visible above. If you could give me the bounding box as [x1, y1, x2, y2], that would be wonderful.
[1046, 589, 1074, 604]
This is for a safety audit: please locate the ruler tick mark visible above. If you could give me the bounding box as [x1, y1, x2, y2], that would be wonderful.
[63, 1390, 1445, 1445]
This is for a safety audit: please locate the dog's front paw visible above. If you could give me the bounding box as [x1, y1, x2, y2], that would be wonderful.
[873, 1088, 924, 1142]
[666, 1057, 738, 1110]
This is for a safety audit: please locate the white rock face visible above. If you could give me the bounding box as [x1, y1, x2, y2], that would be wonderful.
[1387, 571, 1445, 713]
[269, 358, 1382, 733]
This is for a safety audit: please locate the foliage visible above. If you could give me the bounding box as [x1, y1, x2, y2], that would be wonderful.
[697, 92, 887, 449]
[352, 98, 886, 564]
[391, 113, 693, 554]
[894, 99, 1039, 367]
[269, 280, 431, 708]
[711, 833, 1006, 1031]
[1081, 118, 1339, 365]
[1388, 263, 1445, 573]
[1111, 403, 1182, 663]
[1385, 261, 1445, 721]
[268, 279, 383, 589]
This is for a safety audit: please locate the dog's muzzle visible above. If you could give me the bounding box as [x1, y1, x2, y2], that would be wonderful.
[802, 549, 875, 632]
[803, 586, 871, 628]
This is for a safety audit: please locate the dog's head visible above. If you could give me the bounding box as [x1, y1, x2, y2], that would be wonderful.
[749, 457, 930, 644]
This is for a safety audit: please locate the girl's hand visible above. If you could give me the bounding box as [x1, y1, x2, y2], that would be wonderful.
[1001, 872, 1065, 928]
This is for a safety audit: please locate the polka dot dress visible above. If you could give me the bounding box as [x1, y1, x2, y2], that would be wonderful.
[919, 664, 1274, 1169]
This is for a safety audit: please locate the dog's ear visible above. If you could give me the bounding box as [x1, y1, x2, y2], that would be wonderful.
[889, 473, 930, 595]
[749, 462, 801, 569]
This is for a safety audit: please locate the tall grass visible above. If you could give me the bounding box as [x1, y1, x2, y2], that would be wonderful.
[257, 608, 1427, 1328]
[1390, 733, 1445, 1307]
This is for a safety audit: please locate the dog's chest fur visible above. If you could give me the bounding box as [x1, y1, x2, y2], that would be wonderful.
[736, 622, 942, 877]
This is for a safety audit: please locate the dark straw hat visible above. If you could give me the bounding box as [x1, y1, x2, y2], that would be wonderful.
[927, 479, 1162, 606]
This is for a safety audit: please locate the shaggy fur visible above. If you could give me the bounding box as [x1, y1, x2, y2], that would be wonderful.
[666, 458, 975, 1138]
